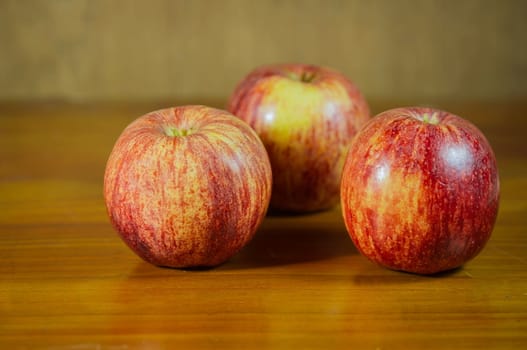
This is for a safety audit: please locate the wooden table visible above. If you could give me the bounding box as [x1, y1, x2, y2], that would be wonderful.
[1, 100, 526, 349]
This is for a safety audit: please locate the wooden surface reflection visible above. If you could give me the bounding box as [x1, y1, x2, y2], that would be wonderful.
[1, 101, 526, 349]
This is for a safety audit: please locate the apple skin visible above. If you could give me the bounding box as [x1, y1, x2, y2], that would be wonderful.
[340, 107, 500, 275]
[228, 63, 370, 213]
[103, 106, 272, 268]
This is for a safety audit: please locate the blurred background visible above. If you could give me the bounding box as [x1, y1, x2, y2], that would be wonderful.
[1, 0, 526, 105]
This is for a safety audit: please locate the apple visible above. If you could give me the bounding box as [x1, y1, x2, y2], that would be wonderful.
[340, 107, 500, 274]
[103, 105, 272, 268]
[228, 63, 370, 213]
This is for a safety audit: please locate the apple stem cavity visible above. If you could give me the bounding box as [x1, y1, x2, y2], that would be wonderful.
[300, 71, 316, 83]
[287, 70, 317, 83]
[420, 112, 440, 125]
[164, 126, 193, 137]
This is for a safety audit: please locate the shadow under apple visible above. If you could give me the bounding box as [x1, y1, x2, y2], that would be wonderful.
[223, 209, 357, 269]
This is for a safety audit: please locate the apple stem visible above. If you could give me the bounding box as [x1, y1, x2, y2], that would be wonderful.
[301, 71, 316, 83]
[164, 126, 192, 137]
[422, 112, 440, 125]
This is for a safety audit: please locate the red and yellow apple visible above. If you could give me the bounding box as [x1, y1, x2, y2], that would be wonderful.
[228, 63, 370, 213]
[340, 107, 500, 274]
[103, 106, 272, 268]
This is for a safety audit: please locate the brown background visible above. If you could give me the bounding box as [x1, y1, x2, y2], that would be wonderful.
[1, 0, 526, 104]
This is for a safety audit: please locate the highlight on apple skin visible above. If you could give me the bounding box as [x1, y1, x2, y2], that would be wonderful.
[228, 63, 370, 213]
[103, 105, 272, 268]
[340, 107, 500, 275]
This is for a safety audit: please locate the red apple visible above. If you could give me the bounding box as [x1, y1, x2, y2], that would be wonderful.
[103, 105, 272, 268]
[228, 63, 370, 213]
[340, 107, 500, 274]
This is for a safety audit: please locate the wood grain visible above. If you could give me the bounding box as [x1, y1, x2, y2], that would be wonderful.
[1, 100, 526, 349]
